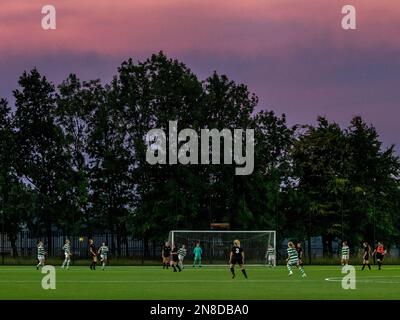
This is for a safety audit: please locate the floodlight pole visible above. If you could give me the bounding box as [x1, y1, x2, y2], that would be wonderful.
[341, 192, 344, 242]
[373, 198, 376, 247]
[1, 210, 4, 265]
[372, 179, 376, 247]
[275, 190, 278, 232]
[308, 209, 312, 265]
[273, 230, 276, 267]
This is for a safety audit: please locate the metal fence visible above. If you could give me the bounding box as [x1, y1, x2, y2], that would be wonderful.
[1, 232, 398, 264]
[0, 232, 162, 260]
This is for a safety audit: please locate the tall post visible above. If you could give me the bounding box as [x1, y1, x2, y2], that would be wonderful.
[273, 231, 276, 267]
[373, 198, 376, 248]
[141, 238, 144, 266]
[175, 185, 178, 228]
[372, 179, 376, 247]
[308, 209, 312, 265]
[275, 190, 279, 235]
[1, 211, 4, 265]
[341, 193, 344, 242]
[275, 187, 280, 266]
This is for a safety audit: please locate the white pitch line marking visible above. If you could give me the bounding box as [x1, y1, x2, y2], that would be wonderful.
[325, 276, 400, 284]
[0, 279, 319, 284]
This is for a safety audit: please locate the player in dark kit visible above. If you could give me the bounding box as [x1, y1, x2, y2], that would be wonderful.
[296, 242, 303, 267]
[170, 244, 182, 272]
[372, 241, 387, 270]
[361, 241, 371, 270]
[229, 240, 248, 279]
[162, 241, 172, 269]
[89, 239, 97, 270]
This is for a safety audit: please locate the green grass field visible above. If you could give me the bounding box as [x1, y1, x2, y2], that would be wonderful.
[1, 265, 400, 300]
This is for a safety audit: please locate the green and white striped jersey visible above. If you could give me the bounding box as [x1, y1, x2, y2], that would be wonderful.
[341, 246, 349, 256]
[287, 247, 298, 263]
[178, 247, 187, 257]
[37, 245, 45, 256]
[63, 243, 71, 254]
[99, 245, 109, 256]
[267, 248, 275, 255]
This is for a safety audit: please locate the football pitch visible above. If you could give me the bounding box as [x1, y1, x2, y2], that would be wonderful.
[1, 265, 400, 300]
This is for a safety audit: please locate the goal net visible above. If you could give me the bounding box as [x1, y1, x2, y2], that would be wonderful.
[168, 230, 276, 265]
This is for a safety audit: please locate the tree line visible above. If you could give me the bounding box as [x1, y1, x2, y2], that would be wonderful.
[1, 52, 399, 257]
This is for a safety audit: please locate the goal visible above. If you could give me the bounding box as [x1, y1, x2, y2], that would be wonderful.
[168, 230, 276, 265]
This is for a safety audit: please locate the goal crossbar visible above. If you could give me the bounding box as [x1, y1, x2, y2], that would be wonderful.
[168, 230, 276, 266]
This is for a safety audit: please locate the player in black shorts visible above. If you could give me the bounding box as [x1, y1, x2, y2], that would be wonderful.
[229, 240, 248, 279]
[296, 242, 303, 267]
[89, 239, 97, 270]
[372, 241, 386, 270]
[361, 241, 371, 270]
[170, 244, 182, 272]
[162, 241, 172, 269]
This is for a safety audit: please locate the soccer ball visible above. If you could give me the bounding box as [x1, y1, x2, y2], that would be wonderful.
[79, 237, 84, 242]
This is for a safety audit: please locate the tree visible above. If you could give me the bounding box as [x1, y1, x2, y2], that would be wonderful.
[13, 69, 70, 254]
[118, 53, 206, 244]
[292, 117, 350, 256]
[0, 99, 37, 256]
[55, 75, 92, 235]
[85, 79, 134, 255]
[292, 116, 400, 256]
[2, 54, 400, 261]
[346, 116, 400, 247]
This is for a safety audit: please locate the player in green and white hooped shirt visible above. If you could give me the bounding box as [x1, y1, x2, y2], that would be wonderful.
[36, 241, 46, 270]
[61, 239, 72, 269]
[178, 244, 187, 269]
[286, 241, 306, 277]
[193, 242, 202, 268]
[341, 241, 350, 266]
[98, 242, 109, 270]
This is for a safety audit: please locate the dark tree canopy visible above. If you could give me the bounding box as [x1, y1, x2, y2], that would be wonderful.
[1, 53, 399, 257]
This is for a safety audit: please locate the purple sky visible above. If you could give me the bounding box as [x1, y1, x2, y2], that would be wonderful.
[1, 0, 399, 150]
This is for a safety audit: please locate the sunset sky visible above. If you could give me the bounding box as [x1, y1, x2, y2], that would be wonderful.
[1, 0, 399, 149]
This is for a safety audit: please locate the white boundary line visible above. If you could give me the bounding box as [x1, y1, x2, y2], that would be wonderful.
[170, 230, 275, 233]
[325, 276, 400, 284]
[0, 279, 318, 283]
[1, 266, 400, 271]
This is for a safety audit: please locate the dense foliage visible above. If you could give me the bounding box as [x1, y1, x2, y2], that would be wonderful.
[1, 53, 399, 256]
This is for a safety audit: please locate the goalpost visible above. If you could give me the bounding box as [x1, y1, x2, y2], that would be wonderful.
[168, 230, 276, 265]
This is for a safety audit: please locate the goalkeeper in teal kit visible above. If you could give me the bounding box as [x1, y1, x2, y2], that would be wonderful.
[193, 242, 203, 268]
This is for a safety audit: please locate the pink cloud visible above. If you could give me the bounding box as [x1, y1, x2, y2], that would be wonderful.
[0, 0, 399, 150]
[1, 0, 399, 58]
